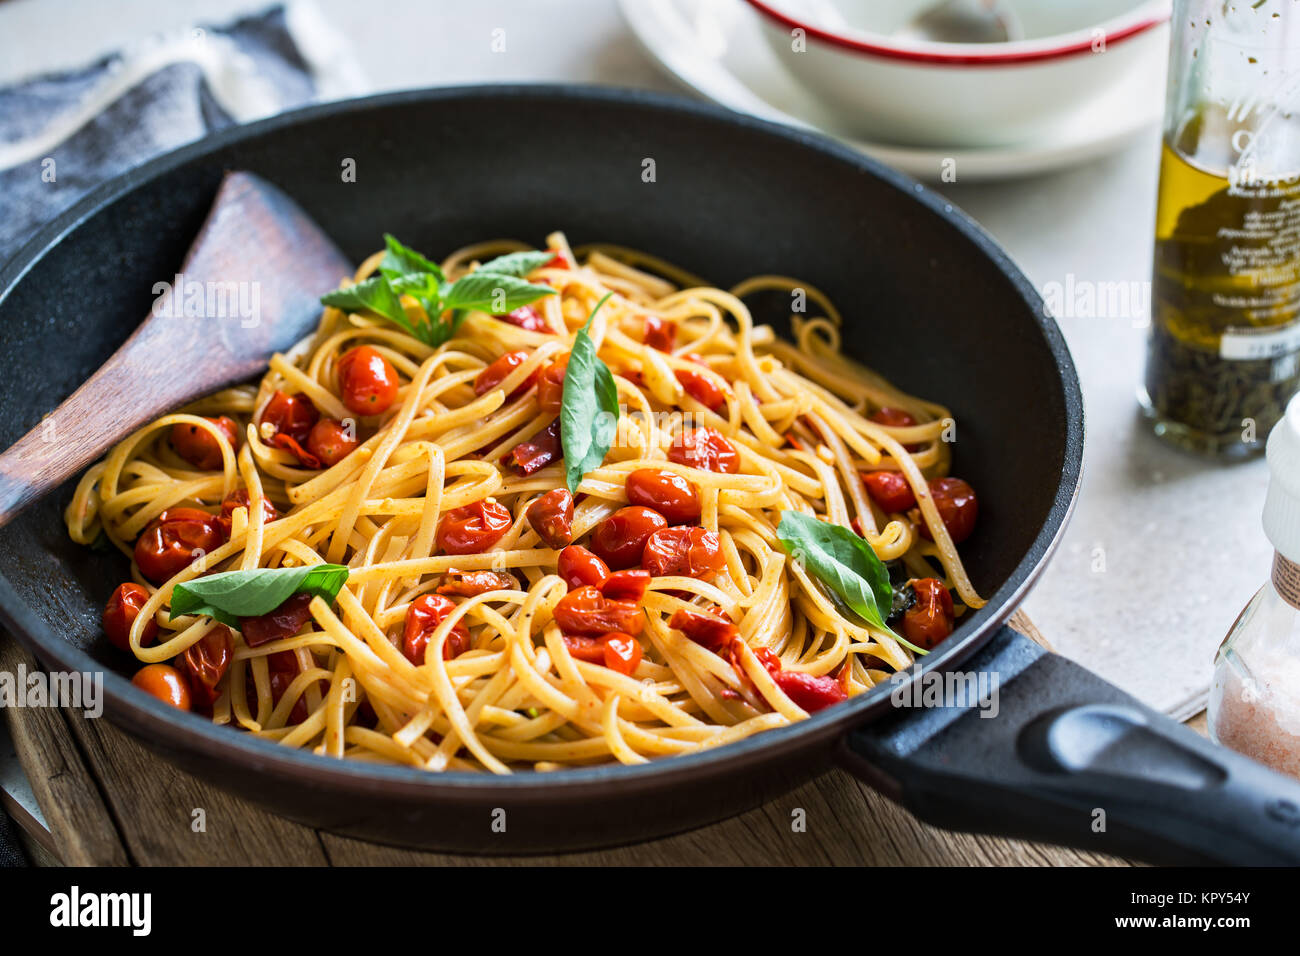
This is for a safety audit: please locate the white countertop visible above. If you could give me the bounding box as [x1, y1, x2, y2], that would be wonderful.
[0, 0, 1271, 717]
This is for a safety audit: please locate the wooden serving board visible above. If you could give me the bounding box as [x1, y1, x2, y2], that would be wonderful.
[0, 612, 1133, 867]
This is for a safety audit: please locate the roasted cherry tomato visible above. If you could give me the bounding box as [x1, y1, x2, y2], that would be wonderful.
[240, 592, 314, 647]
[536, 355, 568, 415]
[259, 391, 320, 467]
[182, 626, 233, 708]
[902, 577, 955, 650]
[526, 488, 574, 549]
[600, 568, 651, 602]
[474, 350, 536, 399]
[218, 488, 278, 538]
[496, 304, 550, 332]
[625, 469, 701, 525]
[641, 526, 724, 579]
[307, 418, 359, 467]
[589, 506, 668, 570]
[134, 508, 225, 584]
[403, 593, 471, 664]
[668, 428, 740, 474]
[338, 345, 400, 416]
[508, 421, 562, 475]
[919, 477, 978, 544]
[437, 569, 517, 597]
[561, 635, 607, 664]
[557, 545, 609, 590]
[437, 499, 513, 555]
[553, 586, 645, 636]
[669, 607, 737, 650]
[773, 670, 848, 713]
[599, 632, 642, 676]
[675, 362, 727, 411]
[870, 407, 921, 451]
[103, 582, 158, 652]
[861, 470, 917, 514]
[132, 664, 191, 711]
[643, 315, 676, 352]
[170, 416, 238, 470]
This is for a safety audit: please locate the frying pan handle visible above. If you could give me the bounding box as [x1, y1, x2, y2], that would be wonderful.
[837, 625, 1300, 865]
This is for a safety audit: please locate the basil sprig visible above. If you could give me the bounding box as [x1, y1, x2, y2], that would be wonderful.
[170, 564, 349, 630]
[560, 292, 620, 494]
[321, 235, 556, 348]
[776, 511, 928, 655]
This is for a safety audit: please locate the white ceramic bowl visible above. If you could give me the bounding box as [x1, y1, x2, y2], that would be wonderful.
[745, 0, 1171, 148]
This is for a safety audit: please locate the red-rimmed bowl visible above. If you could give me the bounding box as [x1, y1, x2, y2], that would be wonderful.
[744, 0, 1171, 148]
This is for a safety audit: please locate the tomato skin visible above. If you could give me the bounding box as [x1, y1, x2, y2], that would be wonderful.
[134, 508, 225, 584]
[668, 428, 740, 474]
[437, 500, 513, 555]
[182, 626, 233, 707]
[497, 304, 549, 332]
[589, 506, 668, 570]
[773, 670, 848, 713]
[562, 635, 607, 664]
[132, 664, 191, 711]
[508, 421, 563, 476]
[474, 350, 537, 398]
[553, 586, 645, 636]
[669, 607, 737, 650]
[170, 416, 238, 470]
[625, 469, 701, 525]
[240, 592, 315, 648]
[218, 488, 278, 538]
[403, 593, 471, 664]
[902, 578, 955, 650]
[536, 356, 568, 415]
[103, 583, 158, 652]
[338, 345, 400, 416]
[600, 568, 651, 602]
[437, 569, 517, 597]
[557, 545, 609, 590]
[260, 391, 321, 467]
[643, 315, 676, 352]
[919, 477, 978, 544]
[870, 407, 916, 428]
[675, 365, 727, 411]
[862, 470, 917, 513]
[600, 632, 642, 676]
[641, 526, 724, 579]
[525, 489, 574, 549]
[306, 418, 358, 467]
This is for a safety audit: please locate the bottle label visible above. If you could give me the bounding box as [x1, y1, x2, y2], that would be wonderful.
[1273, 552, 1300, 610]
[1221, 320, 1300, 361]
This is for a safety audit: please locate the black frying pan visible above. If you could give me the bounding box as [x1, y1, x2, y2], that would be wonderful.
[1, 86, 1297, 864]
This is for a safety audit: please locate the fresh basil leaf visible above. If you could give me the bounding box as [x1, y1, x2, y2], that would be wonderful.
[321, 277, 416, 335]
[476, 250, 554, 278]
[169, 564, 349, 631]
[442, 271, 556, 314]
[561, 292, 619, 494]
[379, 234, 444, 282]
[776, 511, 927, 655]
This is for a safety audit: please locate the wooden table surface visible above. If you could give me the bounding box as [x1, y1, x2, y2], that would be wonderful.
[1, 612, 1137, 866]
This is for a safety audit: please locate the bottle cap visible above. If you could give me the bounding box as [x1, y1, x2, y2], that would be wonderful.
[1264, 394, 1300, 563]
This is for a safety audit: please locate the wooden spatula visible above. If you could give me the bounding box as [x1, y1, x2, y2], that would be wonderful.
[0, 171, 352, 527]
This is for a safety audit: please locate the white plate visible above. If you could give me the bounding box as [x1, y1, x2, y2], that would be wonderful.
[620, 0, 1165, 181]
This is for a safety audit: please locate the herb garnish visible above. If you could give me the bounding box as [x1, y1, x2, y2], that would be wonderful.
[776, 511, 927, 654]
[321, 235, 556, 348]
[560, 291, 620, 494]
[169, 564, 349, 630]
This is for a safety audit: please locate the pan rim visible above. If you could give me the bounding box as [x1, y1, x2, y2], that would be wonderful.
[0, 83, 1084, 798]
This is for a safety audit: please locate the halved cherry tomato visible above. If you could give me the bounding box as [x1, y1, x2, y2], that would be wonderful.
[496, 304, 550, 332]
[338, 345, 400, 416]
[557, 545, 609, 590]
[403, 593, 471, 664]
[103, 582, 158, 652]
[526, 489, 574, 549]
[902, 577, 955, 650]
[508, 420, 562, 475]
[773, 670, 848, 713]
[589, 506, 668, 569]
[642, 526, 724, 579]
[918, 477, 978, 544]
[553, 586, 645, 636]
[132, 664, 191, 711]
[600, 632, 642, 676]
[536, 355, 568, 415]
[437, 500, 513, 555]
[170, 416, 238, 470]
[259, 391, 320, 467]
[862, 470, 917, 513]
[668, 428, 740, 474]
[600, 568, 651, 602]
[307, 418, 358, 467]
[669, 607, 737, 650]
[675, 363, 727, 411]
[437, 569, 517, 597]
[643, 315, 676, 352]
[241, 592, 314, 648]
[474, 350, 537, 399]
[182, 626, 233, 708]
[218, 488, 278, 538]
[625, 469, 701, 525]
[134, 508, 225, 584]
